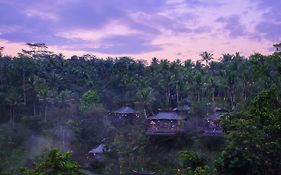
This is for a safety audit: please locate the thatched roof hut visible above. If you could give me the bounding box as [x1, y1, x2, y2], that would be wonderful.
[88, 144, 106, 154]
[108, 106, 139, 125]
[202, 110, 228, 136]
[146, 112, 186, 136]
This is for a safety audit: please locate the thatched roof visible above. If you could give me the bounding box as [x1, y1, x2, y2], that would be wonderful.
[89, 144, 106, 154]
[147, 112, 185, 120]
[113, 106, 136, 114]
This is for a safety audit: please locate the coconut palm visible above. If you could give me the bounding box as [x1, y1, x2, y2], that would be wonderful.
[200, 51, 214, 66]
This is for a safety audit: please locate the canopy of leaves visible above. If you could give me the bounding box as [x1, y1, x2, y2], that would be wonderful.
[80, 90, 100, 111]
[20, 149, 85, 175]
[216, 88, 281, 175]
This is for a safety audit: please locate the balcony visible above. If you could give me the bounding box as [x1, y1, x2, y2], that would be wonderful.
[146, 127, 185, 136]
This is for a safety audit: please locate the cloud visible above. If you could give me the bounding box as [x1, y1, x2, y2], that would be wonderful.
[0, 0, 209, 54]
[0, 1, 61, 44]
[192, 26, 211, 33]
[255, 0, 281, 21]
[253, 0, 281, 41]
[0, 0, 276, 57]
[0, 31, 86, 45]
[0, 2, 25, 26]
[91, 34, 162, 54]
[256, 22, 281, 41]
[128, 12, 194, 34]
[216, 15, 248, 38]
[0, 0, 170, 54]
[58, 2, 122, 29]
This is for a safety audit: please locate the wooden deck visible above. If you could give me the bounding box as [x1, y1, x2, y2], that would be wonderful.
[202, 129, 224, 136]
[145, 128, 185, 136]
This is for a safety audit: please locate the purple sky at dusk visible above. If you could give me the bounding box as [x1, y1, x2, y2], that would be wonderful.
[0, 0, 280, 61]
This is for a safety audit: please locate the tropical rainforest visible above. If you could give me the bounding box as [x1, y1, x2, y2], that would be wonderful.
[0, 44, 281, 175]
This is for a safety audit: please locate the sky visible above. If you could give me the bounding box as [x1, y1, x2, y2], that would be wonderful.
[0, 0, 280, 61]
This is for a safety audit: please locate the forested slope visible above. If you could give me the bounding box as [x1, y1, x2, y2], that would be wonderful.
[1, 45, 281, 174]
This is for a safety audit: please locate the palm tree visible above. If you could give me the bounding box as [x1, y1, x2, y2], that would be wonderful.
[0, 46, 4, 57]
[200, 51, 214, 66]
[137, 86, 155, 118]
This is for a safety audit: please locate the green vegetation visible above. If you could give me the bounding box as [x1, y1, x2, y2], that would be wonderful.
[20, 149, 84, 175]
[216, 88, 281, 175]
[177, 151, 210, 175]
[0, 44, 281, 174]
[80, 90, 100, 111]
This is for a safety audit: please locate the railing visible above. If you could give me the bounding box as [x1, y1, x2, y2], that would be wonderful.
[146, 127, 185, 136]
[202, 129, 224, 136]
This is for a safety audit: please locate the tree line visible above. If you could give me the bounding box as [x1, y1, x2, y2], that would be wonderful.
[1, 44, 281, 118]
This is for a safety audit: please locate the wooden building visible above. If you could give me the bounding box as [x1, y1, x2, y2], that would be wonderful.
[108, 106, 139, 125]
[146, 112, 186, 136]
[202, 108, 228, 136]
[87, 144, 108, 167]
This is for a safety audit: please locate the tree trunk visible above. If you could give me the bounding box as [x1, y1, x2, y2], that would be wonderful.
[44, 103, 48, 122]
[243, 80, 247, 101]
[22, 73, 26, 105]
[166, 86, 171, 107]
[176, 84, 179, 105]
[12, 108, 15, 128]
[143, 106, 147, 118]
[9, 107, 13, 125]
[61, 126, 65, 150]
[197, 91, 200, 102]
[33, 103, 36, 116]
[118, 156, 125, 175]
[148, 104, 154, 115]
[230, 88, 234, 108]
[212, 88, 215, 103]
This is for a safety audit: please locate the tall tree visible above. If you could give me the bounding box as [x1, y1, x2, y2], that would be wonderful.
[21, 43, 53, 59]
[200, 51, 214, 66]
[216, 88, 281, 175]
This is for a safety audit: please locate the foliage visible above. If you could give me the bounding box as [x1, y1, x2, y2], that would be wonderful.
[0, 124, 27, 174]
[186, 166, 212, 175]
[20, 149, 85, 175]
[176, 151, 208, 175]
[216, 88, 281, 175]
[80, 90, 100, 111]
[110, 124, 149, 174]
[200, 51, 214, 66]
